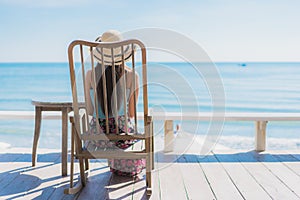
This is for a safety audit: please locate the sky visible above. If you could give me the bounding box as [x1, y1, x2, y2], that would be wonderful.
[0, 0, 299, 62]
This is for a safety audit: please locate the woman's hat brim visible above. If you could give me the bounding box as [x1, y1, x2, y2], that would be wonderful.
[93, 43, 135, 65]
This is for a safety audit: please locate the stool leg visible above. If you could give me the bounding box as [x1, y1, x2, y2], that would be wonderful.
[61, 108, 68, 176]
[32, 107, 42, 167]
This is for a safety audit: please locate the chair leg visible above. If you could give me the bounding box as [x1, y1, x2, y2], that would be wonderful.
[64, 122, 83, 194]
[61, 107, 68, 176]
[64, 155, 85, 194]
[145, 116, 153, 195]
[64, 158, 88, 194]
[85, 159, 89, 171]
[146, 155, 152, 196]
[70, 128, 75, 188]
[79, 158, 87, 186]
[32, 107, 42, 167]
[151, 121, 154, 170]
[64, 155, 83, 195]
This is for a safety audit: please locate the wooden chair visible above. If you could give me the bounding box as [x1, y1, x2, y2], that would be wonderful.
[64, 39, 154, 195]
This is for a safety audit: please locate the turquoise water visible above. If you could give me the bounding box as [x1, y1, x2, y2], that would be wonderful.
[0, 62, 300, 150]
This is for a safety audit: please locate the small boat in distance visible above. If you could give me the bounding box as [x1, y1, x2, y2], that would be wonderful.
[238, 63, 247, 67]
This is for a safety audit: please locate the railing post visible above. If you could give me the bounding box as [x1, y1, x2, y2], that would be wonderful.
[164, 120, 174, 152]
[255, 121, 267, 151]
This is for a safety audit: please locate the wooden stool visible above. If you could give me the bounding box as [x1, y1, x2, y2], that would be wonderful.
[31, 100, 73, 176]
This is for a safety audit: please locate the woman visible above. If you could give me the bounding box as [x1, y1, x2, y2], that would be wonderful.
[84, 30, 145, 176]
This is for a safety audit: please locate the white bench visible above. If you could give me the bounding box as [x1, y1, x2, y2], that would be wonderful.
[1, 111, 300, 151]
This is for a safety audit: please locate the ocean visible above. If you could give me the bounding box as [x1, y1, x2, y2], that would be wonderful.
[0, 62, 300, 150]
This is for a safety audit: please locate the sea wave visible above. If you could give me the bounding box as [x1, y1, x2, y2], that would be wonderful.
[0, 142, 11, 150]
[217, 135, 300, 150]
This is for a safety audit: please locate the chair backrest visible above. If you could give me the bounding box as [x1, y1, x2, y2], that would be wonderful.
[68, 39, 148, 137]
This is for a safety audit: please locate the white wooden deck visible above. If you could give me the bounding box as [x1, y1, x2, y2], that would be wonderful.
[1, 145, 300, 200]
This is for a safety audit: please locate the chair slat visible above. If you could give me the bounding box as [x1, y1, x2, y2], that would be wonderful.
[121, 46, 128, 135]
[68, 44, 81, 155]
[131, 43, 137, 134]
[100, 47, 109, 133]
[142, 46, 149, 124]
[111, 47, 119, 134]
[80, 45, 90, 133]
[90, 47, 101, 133]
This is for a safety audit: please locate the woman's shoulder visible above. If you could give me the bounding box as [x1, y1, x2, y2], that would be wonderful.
[125, 66, 139, 77]
[125, 66, 139, 88]
[85, 69, 93, 88]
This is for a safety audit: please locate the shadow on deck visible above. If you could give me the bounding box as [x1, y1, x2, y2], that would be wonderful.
[0, 150, 300, 199]
[1, 150, 300, 163]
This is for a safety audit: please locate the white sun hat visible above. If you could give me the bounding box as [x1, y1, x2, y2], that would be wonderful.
[93, 30, 134, 65]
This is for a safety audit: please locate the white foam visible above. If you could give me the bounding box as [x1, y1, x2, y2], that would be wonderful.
[0, 142, 11, 150]
[217, 135, 300, 150]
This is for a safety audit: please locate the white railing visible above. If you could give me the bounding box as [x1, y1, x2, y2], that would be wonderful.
[1, 111, 300, 151]
[0, 111, 63, 120]
[155, 112, 300, 152]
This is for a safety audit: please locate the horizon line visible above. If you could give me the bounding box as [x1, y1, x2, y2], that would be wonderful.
[1, 61, 300, 64]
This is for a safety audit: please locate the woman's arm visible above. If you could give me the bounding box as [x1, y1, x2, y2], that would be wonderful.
[85, 70, 94, 116]
[128, 72, 139, 118]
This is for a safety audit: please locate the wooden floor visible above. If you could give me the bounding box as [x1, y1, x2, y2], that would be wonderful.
[1, 146, 300, 200]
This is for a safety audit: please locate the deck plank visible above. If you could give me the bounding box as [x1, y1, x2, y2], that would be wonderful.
[149, 154, 162, 200]
[0, 162, 36, 199]
[236, 151, 299, 200]
[289, 152, 300, 161]
[213, 150, 272, 199]
[77, 162, 111, 200]
[106, 173, 135, 199]
[0, 169, 40, 199]
[0, 155, 65, 199]
[47, 176, 80, 200]
[22, 163, 70, 199]
[177, 154, 216, 200]
[130, 172, 148, 200]
[1, 148, 300, 199]
[0, 152, 37, 195]
[156, 152, 188, 200]
[256, 152, 300, 198]
[0, 162, 31, 189]
[23, 151, 71, 199]
[270, 151, 300, 177]
[198, 153, 243, 200]
[0, 152, 24, 162]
